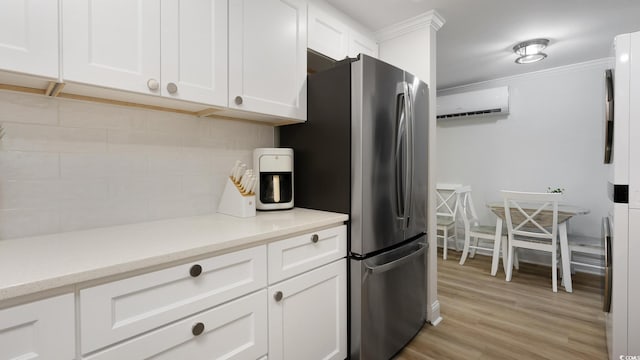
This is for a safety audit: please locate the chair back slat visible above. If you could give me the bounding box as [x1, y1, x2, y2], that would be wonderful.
[502, 191, 561, 241]
[455, 186, 478, 228]
[436, 185, 461, 220]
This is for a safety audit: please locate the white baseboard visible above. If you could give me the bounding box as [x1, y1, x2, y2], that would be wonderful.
[428, 300, 442, 326]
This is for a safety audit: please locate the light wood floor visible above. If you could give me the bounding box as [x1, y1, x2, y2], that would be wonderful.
[395, 250, 607, 360]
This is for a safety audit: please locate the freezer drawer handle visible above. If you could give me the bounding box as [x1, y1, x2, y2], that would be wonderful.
[364, 243, 426, 274]
[311, 234, 319, 243]
[274, 291, 283, 301]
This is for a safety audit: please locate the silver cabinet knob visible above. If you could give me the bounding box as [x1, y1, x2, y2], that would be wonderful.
[147, 79, 159, 91]
[167, 82, 178, 94]
[311, 234, 319, 243]
[274, 291, 283, 302]
[234, 96, 243, 105]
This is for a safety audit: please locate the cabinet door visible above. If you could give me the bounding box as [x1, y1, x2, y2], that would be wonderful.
[62, 0, 161, 95]
[0, 294, 75, 360]
[348, 31, 378, 59]
[85, 290, 268, 360]
[161, 0, 227, 106]
[307, 4, 348, 61]
[228, 0, 307, 121]
[0, 0, 58, 78]
[269, 259, 347, 360]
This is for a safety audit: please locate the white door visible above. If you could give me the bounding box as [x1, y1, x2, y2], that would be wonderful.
[307, 4, 348, 61]
[0, 0, 58, 78]
[228, 0, 307, 121]
[0, 294, 75, 360]
[62, 0, 161, 95]
[161, 0, 228, 106]
[348, 31, 378, 59]
[269, 259, 347, 360]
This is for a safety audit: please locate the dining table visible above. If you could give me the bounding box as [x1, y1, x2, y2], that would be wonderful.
[486, 202, 590, 293]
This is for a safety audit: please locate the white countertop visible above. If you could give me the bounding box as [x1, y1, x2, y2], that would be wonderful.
[0, 208, 348, 302]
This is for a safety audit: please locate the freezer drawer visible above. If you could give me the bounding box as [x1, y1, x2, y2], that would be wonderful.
[350, 236, 427, 360]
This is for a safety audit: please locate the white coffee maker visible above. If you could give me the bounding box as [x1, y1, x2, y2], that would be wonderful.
[253, 148, 294, 210]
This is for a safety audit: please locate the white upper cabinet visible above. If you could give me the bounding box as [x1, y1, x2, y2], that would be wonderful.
[62, 0, 227, 107]
[0, 0, 58, 79]
[307, 3, 378, 61]
[348, 30, 379, 59]
[62, 0, 161, 95]
[308, 4, 348, 61]
[228, 0, 307, 121]
[160, 0, 227, 106]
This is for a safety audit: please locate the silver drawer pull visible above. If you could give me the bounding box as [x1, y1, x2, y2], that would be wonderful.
[234, 96, 243, 105]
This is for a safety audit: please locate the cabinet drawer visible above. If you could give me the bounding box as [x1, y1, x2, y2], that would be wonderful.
[0, 294, 75, 360]
[268, 225, 346, 284]
[85, 290, 268, 360]
[80, 245, 266, 354]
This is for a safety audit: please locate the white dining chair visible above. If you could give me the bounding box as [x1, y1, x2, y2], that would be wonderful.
[502, 190, 563, 292]
[568, 234, 605, 273]
[436, 184, 462, 260]
[457, 186, 507, 276]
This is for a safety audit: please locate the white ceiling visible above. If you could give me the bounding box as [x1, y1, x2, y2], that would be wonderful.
[326, 0, 640, 89]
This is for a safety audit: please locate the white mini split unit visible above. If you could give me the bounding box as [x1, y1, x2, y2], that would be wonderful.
[436, 86, 509, 119]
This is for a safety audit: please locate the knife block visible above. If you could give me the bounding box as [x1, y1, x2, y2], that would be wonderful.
[217, 177, 256, 218]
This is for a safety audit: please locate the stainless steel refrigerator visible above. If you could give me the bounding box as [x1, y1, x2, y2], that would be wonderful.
[278, 54, 428, 360]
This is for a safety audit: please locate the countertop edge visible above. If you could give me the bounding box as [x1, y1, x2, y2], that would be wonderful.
[0, 210, 348, 304]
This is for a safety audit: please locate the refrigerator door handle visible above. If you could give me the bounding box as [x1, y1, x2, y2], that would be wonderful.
[363, 242, 427, 274]
[395, 85, 407, 222]
[403, 82, 414, 229]
[603, 216, 612, 312]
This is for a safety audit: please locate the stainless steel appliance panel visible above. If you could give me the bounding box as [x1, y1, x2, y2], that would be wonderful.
[404, 71, 429, 240]
[350, 236, 427, 360]
[351, 56, 410, 256]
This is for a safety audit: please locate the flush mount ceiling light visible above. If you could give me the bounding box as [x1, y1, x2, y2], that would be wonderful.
[513, 38, 549, 64]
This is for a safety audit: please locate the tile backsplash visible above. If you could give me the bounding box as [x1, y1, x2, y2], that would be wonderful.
[0, 91, 274, 239]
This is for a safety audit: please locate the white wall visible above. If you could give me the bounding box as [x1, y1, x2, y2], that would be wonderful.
[437, 59, 612, 238]
[0, 90, 273, 240]
[378, 29, 431, 83]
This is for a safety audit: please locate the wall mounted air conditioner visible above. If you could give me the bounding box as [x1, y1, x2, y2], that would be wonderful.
[436, 86, 509, 119]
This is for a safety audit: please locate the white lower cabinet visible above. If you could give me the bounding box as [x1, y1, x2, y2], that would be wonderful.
[0, 293, 75, 360]
[268, 259, 347, 360]
[0, 225, 347, 360]
[84, 290, 268, 360]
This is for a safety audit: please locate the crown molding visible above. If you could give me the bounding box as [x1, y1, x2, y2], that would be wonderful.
[375, 10, 446, 43]
[439, 57, 614, 92]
